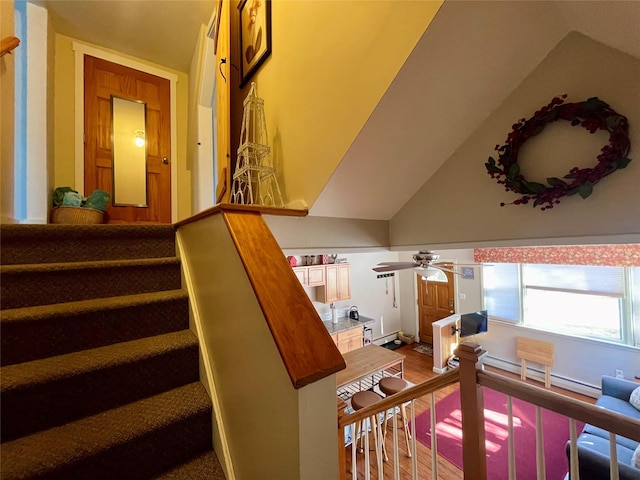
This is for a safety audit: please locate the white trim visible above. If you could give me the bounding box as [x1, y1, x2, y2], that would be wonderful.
[72, 42, 179, 222]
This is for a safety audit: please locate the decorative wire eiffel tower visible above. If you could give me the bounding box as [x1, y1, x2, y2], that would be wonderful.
[231, 83, 284, 207]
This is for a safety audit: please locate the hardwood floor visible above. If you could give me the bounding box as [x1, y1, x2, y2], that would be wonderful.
[343, 342, 595, 479]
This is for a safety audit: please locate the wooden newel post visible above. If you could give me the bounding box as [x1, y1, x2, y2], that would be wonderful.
[455, 341, 488, 480]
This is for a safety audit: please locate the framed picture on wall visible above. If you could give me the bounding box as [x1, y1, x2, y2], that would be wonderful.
[238, 0, 271, 87]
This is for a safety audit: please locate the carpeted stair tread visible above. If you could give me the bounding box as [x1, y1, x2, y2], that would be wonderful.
[1, 330, 199, 441]
[1, 329, 197, 391]
[0, 223, 176, 264]
[1, 257, 182, 309]
[0, 382, 212, 480]
[152, 450, 226, 479]
[1, 290, 190, 365]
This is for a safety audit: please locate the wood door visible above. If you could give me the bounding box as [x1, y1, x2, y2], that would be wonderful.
[84, 55, 171, 223]
[417, 265, 455, 344]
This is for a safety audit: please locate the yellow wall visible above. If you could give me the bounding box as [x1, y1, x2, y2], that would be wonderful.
[53, 34, 192, 220]
[230, 0, 443, 209]
[1, 0, 16, 223]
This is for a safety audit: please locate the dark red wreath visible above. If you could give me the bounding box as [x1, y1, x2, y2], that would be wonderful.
[485, 95, 631, 210]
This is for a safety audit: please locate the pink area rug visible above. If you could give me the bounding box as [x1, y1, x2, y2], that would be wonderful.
[413, 388, 585, 480]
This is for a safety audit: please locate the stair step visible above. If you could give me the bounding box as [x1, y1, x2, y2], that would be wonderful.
[1, 290, 190, 365]
[0, 382, 213, 480]
[0, 223, 176, 264]
[0, 257, 182, 308]
[1, 330, 199, 442]
[152, 450, 226, 480]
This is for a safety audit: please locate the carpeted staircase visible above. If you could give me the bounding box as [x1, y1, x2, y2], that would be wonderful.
[0, 224, 225, 480]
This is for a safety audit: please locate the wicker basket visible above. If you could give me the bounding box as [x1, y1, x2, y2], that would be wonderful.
[397, 333, 415, 344]
[50, 206, 105, 224]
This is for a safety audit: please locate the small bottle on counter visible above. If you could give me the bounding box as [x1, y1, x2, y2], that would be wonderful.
[331, 303, 338, 324]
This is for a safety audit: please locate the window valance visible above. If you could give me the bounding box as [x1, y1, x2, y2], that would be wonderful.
[474, 244, 640, 267]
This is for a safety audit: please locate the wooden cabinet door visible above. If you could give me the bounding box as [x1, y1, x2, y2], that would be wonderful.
[308, 266, 325, 287]
[292, 267, 307, 286]
[337, 264, 351, 300]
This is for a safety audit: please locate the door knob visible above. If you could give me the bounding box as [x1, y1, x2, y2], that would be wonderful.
[162, 157, 170, 165]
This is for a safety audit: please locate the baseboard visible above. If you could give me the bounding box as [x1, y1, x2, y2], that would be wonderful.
[484, 355, 601, 398]
[433, 366, 447, 374]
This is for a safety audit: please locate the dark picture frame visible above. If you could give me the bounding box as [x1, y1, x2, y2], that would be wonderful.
[238, 0, 271, 87]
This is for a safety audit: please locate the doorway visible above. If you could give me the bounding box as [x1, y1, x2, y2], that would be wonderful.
[417, 265, 455, 344]
[84, 55, 171, 223]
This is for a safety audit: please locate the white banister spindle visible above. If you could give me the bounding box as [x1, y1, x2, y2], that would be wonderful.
[569, 419, 580, 480]
[393, 409, 400, 479]
[364, 418, 371, 480]
[535, 406, 546, 480]
[609, 432, 619, 480]
[377, 412, 384, 480]
[411, 400, 418, 479]
[430, 392, 439, 479]
[507, 395, 516, 480]
[352, 421, 357, 477]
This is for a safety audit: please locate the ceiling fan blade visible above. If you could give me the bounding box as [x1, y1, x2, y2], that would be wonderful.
[373, 263, 418, 272]
[433, 262, 493, 267]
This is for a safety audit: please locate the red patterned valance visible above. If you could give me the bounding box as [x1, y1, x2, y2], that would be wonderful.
[474, 245, 640, 267]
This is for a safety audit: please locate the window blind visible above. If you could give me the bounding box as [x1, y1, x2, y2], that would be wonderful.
[522, 264, 624, 296]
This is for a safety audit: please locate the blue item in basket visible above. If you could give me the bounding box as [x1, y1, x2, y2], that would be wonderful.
[62, 191, 83, 207]
[84, 189, 110, 212]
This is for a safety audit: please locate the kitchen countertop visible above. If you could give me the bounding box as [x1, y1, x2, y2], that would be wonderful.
[323, 316, 374, 335]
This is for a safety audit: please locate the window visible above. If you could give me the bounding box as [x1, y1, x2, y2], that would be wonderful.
[483, 263, 639, 347]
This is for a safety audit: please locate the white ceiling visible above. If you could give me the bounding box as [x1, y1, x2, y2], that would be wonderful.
[39, 0, 640, 220]
[41, 0, 214, 72]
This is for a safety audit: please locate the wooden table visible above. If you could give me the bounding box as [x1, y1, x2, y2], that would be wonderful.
[336, 344, 405, 389]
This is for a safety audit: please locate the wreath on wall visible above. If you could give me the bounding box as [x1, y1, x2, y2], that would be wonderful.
[485, 95, 631, 210]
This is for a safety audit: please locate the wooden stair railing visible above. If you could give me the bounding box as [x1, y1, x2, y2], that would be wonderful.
[339, 342, 640, 480]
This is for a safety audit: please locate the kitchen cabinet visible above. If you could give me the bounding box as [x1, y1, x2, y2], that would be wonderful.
[292, 265, 325, 287]
[293, 267, 308, 286]
[307, 266, 325, 286]
[331, 327, 363, 354]
[319, 264, 351, 303]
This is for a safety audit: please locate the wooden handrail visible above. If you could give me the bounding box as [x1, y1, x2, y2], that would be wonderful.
[174, 202, 308, 229]
[1, 36, 20, 57]
[478, 370, 640, 442]
[220, 208, 345, 389]
[338, 367, 460, 428]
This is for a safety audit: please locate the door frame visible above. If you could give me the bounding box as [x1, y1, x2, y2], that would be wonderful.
[72, 42, 179, 222]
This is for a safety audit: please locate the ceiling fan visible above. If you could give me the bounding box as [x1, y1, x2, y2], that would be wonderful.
[373, 250, 486, 276]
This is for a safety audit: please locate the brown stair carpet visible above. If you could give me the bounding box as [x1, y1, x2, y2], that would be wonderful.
[0, 224, 225, 480]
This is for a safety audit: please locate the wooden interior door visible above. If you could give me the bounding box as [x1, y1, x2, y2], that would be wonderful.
[417, 265, 455, 344]
[84, 55, 171, 223]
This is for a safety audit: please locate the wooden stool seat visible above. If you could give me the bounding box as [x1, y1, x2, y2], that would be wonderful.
[350, 390, 387, 467]
[379, 377, 408, 396]
[378, 377, 412, 458]
[351, 391, 381, 410]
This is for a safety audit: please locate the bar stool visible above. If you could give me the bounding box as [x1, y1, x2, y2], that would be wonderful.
[379, 376, 412, 457]
[351, 390, 388, 464]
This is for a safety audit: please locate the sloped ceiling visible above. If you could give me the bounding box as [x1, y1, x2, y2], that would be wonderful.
[310, 1, 640, 220]
[40, 0, 640, 221]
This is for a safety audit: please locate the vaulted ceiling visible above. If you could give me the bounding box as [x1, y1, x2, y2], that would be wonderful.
[41, 0, 640, 221]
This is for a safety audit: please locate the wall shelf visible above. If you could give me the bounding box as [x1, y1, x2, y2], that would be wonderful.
[1, 36, 20, 57]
